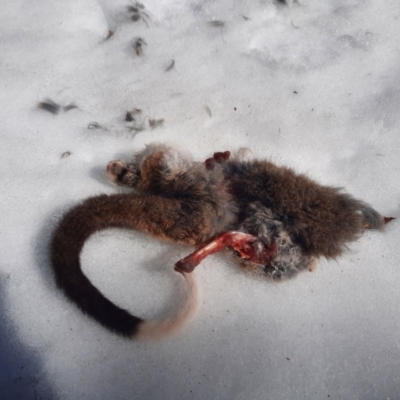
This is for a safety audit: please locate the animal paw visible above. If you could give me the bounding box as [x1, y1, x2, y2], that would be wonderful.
[106, 160, 128, 183]
[106, 160, 140, 187]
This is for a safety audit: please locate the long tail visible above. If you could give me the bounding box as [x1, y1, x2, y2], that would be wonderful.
[50, 193, 198, 339]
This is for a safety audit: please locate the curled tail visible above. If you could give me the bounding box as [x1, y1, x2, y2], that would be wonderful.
[50, 193, 198, 339]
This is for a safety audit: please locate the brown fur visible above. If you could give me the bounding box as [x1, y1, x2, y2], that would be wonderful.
[50, 144, 388, 338]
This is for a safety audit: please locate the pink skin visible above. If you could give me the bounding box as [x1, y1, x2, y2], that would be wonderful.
[175, 231, 277, 273]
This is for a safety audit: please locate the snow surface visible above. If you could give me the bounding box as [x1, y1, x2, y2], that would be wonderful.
[1, 0, 400, 398]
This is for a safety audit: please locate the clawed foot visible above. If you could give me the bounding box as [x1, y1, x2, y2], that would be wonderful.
[106, 160, 128, 183]
[106, 160, 140, 187]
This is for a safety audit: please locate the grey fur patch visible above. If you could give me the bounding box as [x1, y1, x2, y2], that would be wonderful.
[359, 204, 384, 229]
[239, 202, 315, 280]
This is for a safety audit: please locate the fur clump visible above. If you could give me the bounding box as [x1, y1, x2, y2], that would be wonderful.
[236, 202, 315, 280]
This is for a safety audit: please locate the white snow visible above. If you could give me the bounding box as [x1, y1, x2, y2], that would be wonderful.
[1, 0, 400, 399]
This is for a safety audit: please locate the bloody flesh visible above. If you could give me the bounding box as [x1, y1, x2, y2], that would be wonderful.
[175, 231, 277, 273]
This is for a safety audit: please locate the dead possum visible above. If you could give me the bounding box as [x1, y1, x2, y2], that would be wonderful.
[50, 144, 392, 339]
